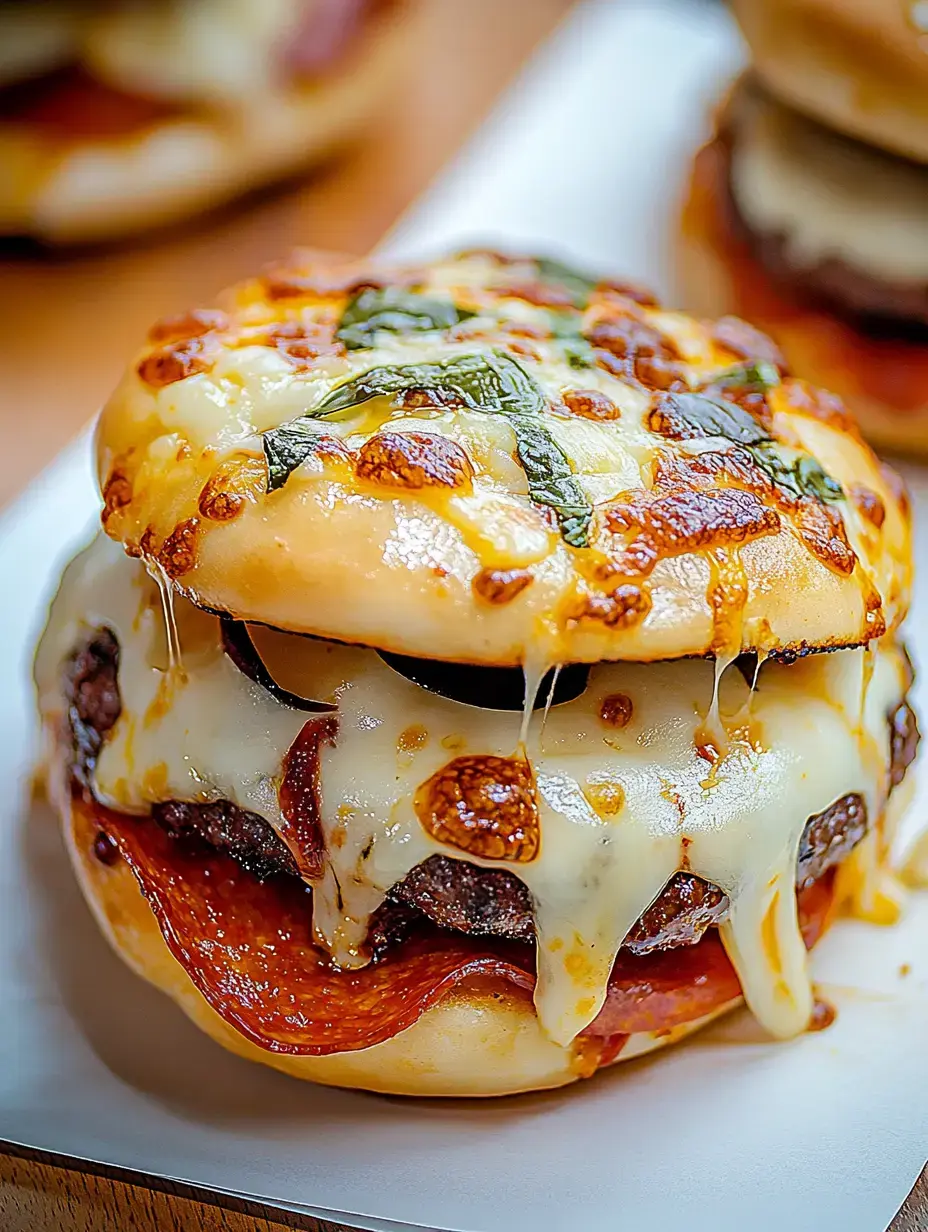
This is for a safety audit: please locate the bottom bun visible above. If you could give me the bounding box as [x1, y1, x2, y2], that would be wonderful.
[49, 754, 741, 1098]
[678, 133, 928, 457]
[0, 13, 405, 244]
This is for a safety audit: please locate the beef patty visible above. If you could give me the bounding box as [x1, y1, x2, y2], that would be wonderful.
[64, 627, 919, 958]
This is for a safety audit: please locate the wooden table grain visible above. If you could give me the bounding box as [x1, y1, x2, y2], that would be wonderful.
[0, 1, 570, 1228]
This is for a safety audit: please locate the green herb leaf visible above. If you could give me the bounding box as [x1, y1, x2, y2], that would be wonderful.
[264, 422, 329, 493]
[336, 287, 471, 350]
[661, 393, 843, 503]
[664, 393, 769, 446]
[748, 442, 844, 503]
[709, 361, 781, 392]
[535, 256, 598, 309]
[507, 414, 592, 548]
[316, 350, 548, 418]
[262, 350, 593, 546]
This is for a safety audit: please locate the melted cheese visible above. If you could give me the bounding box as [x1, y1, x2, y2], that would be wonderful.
[36, 534, 908, 1047]
[82, 0, 306, 105]
[731, 86, 928, 283]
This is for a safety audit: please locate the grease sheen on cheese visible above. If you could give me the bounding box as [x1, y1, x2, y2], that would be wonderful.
[36, 534, 906, 1047]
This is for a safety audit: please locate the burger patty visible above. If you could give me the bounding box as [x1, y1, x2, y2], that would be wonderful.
[65, 628, 919, 957]
[723, 88, 928, 336]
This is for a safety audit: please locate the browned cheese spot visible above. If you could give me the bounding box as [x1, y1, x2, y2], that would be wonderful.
[101, 467, 133, 526]
[792, 500, 857, 576]
[472, 567, 533, 605]
[652, 449, 859, 577]
[152, 518, 199, 579]
[415, 754, 540, 863]
[137, 338, 212, 388]
[397, 724, 429, 755]
[198, 454, 267, 522]
[147, 308, 229, 345]
[267, 319, 345, 368]
[864, 587, 887, 640]
[496, 279, 580, 309]
[562, 388, 620, 421]
[355, 432, 474, 491]
[262, 260, 412, 300]
[570, 585, 652, 629]
[778, 379, 856, 435]
[587, 311, 685, 391]
[711, 315, 785, 369]
[605, 488, 781, 577]
[597, 279, 659, 308]
[599, 693, 633, 728]
[850, 483, 886, 530]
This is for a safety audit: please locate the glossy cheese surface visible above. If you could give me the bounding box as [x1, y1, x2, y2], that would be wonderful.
[36, 534, 908, 1048]
[96, 249, 911, 666]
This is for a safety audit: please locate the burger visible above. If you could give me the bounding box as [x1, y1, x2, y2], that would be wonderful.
[34, 248, 919, 1096]
[679, 0, 928, 454]
[0, 0, 406, 244]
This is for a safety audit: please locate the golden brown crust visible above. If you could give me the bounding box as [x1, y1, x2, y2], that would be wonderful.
[96, 249, 912, 666]
[677, 118, 928, 457]
[732, 0, 928, 164]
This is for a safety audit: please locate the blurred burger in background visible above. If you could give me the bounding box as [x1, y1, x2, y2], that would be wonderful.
[679, 0, 928, 454]
[0, 0, 407, 244]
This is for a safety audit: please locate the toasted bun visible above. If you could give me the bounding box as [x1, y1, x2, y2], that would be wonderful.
[96, 249, 910, 666]
[678, 112, 928, 456]
[731, 0, 928, 164]
[0, 12, 406, 244]
[48, 743, 733, 1097]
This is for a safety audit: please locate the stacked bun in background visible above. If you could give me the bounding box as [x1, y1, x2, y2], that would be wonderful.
[679, 0, 928, 454]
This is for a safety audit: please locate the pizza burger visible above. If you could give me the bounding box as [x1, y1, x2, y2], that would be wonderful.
[679, 0, 928, 454]
[35, 249, 919, 1096]
[0, 0, 405, 243]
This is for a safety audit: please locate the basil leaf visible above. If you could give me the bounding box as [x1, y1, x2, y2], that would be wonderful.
[508, 414, 592, 548]
[660, 393, 843, 503]
[264, 421, 329, 492]
[562, 339, 596, 369]
[316, 350, 548, 418]
[710, 361, 781, 392]
[535, 256, 598, 309]
[336, 288, 470, 350]
[664, 392, 769, 446]
[749, 443, 843, 502]
[263, 350, 593, 547]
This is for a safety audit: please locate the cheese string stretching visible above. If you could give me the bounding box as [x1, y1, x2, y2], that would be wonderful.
[36, 248, 918, 1096]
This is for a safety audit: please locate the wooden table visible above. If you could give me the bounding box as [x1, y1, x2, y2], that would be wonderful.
[0, 1, 570, 1226]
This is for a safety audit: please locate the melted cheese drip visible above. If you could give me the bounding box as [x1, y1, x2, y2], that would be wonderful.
[35, 535, 909, 1047]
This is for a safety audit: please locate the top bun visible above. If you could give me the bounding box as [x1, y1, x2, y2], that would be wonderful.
[732, 0, 928, 164]
[96, 249, 910, 666]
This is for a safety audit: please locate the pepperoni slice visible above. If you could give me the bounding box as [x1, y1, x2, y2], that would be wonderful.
[77, 792, 835, 1059]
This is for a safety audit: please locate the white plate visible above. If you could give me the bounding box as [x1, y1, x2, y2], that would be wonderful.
[2, 3, 927, 1230]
